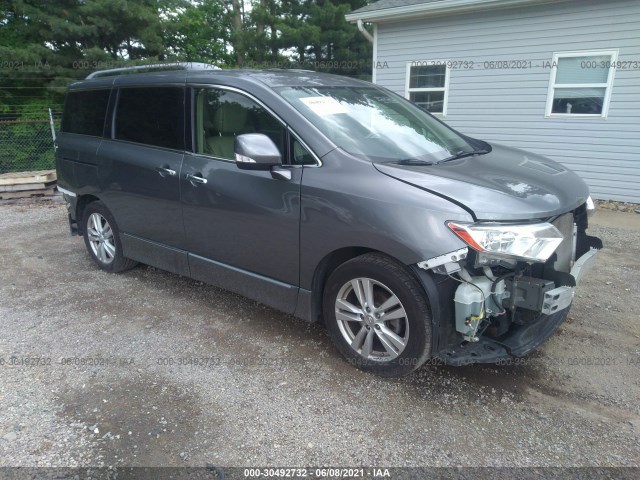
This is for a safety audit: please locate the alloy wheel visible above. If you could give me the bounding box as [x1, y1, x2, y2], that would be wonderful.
[335, 277, 409, 361]
[86, 213, 116, 264]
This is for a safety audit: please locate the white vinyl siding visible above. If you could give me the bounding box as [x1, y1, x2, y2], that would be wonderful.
[374, 0, 640, 202]
[545, 50, 618, 118]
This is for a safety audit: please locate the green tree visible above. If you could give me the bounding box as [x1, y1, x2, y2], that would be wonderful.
[246, 0, 284, 65]
[278, 0, 371, 77]
[1, 0, 176, 109]
[75, 0, 165, 59]
[163, 0, 232, 65]
[0, 0, 374, 115]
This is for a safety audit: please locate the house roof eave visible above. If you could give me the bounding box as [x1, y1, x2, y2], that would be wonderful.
[345, 0, 558, 23]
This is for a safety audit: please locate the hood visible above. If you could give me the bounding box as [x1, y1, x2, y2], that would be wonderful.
[374, 143, 590, 221]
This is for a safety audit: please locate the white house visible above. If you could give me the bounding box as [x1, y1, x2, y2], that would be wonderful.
[346, 0, 640, 202]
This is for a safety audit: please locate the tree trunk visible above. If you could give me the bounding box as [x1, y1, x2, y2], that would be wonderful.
[231, 0, 244, 66]
[254, 0, 268, 62]
[269, 20, 278, 61]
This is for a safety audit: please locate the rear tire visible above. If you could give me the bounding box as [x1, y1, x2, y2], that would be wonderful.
[82, 201, 137, 273]
[323, 253, 432, 377]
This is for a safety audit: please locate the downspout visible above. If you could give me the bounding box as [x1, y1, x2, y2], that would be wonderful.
[357, 19, 374, 43]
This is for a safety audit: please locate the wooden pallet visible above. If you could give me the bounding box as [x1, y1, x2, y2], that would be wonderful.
[0, 180, 57, 193]
[0, 186, 59, 200]
[0, 170, 57, 186]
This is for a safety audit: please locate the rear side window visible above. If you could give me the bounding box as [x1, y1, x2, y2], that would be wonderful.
[115, 87, 184, 150]
[61, 89, 110, 136]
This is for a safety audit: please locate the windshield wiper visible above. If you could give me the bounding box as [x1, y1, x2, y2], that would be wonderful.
[436, 149, 490, 165]
[395, 159, 435, 166]
[392, 148, 489, 167]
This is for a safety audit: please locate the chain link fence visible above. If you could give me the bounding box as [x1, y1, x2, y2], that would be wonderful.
[0, 107, 62, 174]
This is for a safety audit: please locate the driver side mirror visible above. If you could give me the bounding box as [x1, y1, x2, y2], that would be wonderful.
[234, 133, 282, 170]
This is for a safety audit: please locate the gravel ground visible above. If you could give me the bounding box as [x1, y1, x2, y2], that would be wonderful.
[0, 200, 638, 471]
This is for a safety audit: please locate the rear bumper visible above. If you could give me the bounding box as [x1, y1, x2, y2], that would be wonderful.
[60, 191, 79, 236]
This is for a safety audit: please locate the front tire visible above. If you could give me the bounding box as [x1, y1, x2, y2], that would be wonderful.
[323, 253, 432, 377]
[82, 201, 137, 273]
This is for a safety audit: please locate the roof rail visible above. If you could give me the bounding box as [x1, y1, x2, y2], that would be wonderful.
[85, 62, 220, 79]
[266, 68, 316, 73]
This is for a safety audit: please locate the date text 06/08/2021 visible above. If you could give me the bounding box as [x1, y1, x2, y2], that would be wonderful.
[243, 468, 391, 478]
[405, 59, 640, 70]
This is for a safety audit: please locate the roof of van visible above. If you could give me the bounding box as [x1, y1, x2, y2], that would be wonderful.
[69, 68, 371, 90]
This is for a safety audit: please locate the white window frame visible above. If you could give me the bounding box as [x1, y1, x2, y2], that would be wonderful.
[545, 50, 618, 119]
[405, 60, 450, 116]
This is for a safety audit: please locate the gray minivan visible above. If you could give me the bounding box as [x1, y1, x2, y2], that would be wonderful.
[56, 64, 601, 376]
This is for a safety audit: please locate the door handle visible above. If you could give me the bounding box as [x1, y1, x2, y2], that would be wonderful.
[156, 166, 177, 177]
[185, 173, 207, 185]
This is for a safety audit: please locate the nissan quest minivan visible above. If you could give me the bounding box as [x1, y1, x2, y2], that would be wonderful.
[56, 64, 602, 376]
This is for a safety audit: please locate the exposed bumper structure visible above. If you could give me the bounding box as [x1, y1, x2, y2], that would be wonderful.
[435, 307, 571, 366]
[438, 247, 599, 365]
[539, 246, 600, 315]
[570, 247, 599, 284]
[414, 228, 601, 366]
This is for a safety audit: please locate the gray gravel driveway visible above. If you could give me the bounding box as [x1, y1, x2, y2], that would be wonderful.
[0, 200, 639, 470]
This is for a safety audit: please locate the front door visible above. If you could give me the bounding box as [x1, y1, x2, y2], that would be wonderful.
[181, 87, 302, 313]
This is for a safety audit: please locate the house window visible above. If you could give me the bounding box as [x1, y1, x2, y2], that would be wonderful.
[545, 51, 617, 118]
[405, 62, 450, 115]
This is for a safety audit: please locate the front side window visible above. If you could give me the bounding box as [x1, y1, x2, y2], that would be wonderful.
[278, 86, 474, 163]
[61, 89, 110, 136]
[545, 51, 617, 117]
[194, 88, 285, 161]
[114, 87, 184, 149]
[405, 62, 449, 115]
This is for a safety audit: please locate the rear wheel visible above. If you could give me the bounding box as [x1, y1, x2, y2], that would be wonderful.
[82, 201, 137, 273]
[323, 253, 432, 377]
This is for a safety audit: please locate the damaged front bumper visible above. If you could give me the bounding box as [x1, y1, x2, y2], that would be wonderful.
[570, 247, 599, 284]
[431, 247, 599, 366]
[538, 247, 600, 316]
[413, 205, 602, 366]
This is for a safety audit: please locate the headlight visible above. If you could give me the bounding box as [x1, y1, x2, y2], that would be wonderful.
[447, 221, 564, 263]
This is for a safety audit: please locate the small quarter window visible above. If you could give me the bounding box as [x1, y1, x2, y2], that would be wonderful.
[61, 90, 110, 136]
[290, 137, 316, 166]
[545, 51, 617, 117]
[115, 87, 185, 149]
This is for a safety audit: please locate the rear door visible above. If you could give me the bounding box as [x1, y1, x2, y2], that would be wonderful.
[97, 86, 188, 275]
[181, 86, 302, 313]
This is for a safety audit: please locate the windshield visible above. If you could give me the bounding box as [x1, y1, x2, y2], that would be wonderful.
[277, 86, 476, 163]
